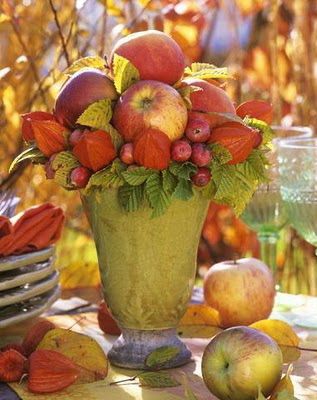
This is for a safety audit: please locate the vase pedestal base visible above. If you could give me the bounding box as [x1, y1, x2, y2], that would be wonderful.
[108, 328, 191, 370]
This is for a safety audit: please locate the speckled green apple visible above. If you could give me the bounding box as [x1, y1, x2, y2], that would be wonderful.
[202, 326, 283, 400]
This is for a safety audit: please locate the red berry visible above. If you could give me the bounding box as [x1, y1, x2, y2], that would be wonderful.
[44, 161, 55, 179]
[70, 166, 92, 188]
[120, 143, 134, 165]
[191, 167, 211, 187]
[171, 140, 192, 162]
[185, 118, 210, 142]
[253, 130, 263, 148]
[69, 129, 85, 147]
[191, 143, 212, 167]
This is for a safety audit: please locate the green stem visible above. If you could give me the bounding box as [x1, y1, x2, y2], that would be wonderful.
[258, 231, 280, 289]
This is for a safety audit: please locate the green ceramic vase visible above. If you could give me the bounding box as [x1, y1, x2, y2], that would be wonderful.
[81, 188, 209, 369]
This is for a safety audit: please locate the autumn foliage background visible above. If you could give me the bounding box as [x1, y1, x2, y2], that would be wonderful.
[0, 0, 316, 294]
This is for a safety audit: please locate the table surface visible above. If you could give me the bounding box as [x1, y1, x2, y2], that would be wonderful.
[0, 290, 317, 400]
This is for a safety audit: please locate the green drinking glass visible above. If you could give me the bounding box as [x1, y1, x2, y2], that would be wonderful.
[241, 126, 313, 287]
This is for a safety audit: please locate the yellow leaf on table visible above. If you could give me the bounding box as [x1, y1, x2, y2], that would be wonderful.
[249, 319, 300, 347]
[179, 304, 221, 326]
[178, 325, 222, 339]
[270, 364, 294, 399]
[279, 345, 301, 364]
[37, 328, 108, 383]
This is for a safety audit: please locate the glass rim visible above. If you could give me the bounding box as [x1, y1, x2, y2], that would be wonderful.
[278, 137, 317, 149]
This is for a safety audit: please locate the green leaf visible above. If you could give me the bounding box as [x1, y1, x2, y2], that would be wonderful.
[112, 53, 140, 93]
[210, 143, 232, 164]
[177, 85, 202, 109]
[9, 146, 46, 173]
[244, 117, 274, 145]
[211, 148, 269, 215]
[145, 346, 180, 369]
[256, 386, 267, 400]
[77, 98, 112, 129]
[145, 173, 171, 217]
[119, 183, 144, 212]
[173, 179, 194, 201]
[64, 56, 107, 76]
[182, 374, 199, 400]
[54, 167, 74, 190]
[102, 123, 123, 150]
[276, 391, 298, 400]
[84, 165, 125, 194]
[51, 151, 79, 171]
[169, 162, 197, 180]
[185, 62, 231, 80]
[138, 371, 180, 388]
[122, 167, 155, 186]
[162, 169, 178, 195]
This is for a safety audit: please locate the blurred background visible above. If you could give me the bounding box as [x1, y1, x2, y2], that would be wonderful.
[0, 0, 316, 295]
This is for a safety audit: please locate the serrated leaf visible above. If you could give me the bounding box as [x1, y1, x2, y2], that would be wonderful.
[77, 99, 112, 129]
[119, 183, 144, 212]
[64, 56, 106, 76]
[244, 116, 274, 145]
[173, 179, 194, 201]
[182, 374, 199, 400]
[112, 54, 140, 93]
[9, 146, 46, 173]
[210, 143, 233, 164]
[122, 167, 154, 186]
[84, 165, 125, 194]
[54, 167, 74, 190]
[138, 371, 180, 388]
[185, 63, 231, 80]
[145, 173, 171, 217]
[52, 151, 79, 171]
[162, 169, 178, 195]
[102, 123, 123, 150]
[169, 162, 197, 180]
[145, 346, 180, 369]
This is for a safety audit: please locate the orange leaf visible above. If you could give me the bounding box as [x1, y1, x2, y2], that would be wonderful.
[236, 100, 273, 124]
[134, 128, 171, 170]
[209, 125, 254, 164]
[31, 119, 68, 157]
[249, 319, 300, 347]
[179, 304, 221, 326]
[21, 111, 56, 142]
[97, 301, 121, 336]
[73, 130, 116, 172]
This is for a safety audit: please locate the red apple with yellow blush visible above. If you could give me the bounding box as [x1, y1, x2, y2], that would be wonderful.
[112, 80, 188, 142]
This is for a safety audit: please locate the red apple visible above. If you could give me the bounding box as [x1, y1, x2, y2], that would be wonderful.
[202, 327, 283, 400]
[70, 166, 91, 188]
[69, 128, 86, 147]
[54, 68, 117, 129]
[112, 80, 188, 142]
[204, 258, 275, 328]
[110, 30, 185, 85]
[191, 167, 211, 186]
[171, 140, 192, 162]
[182, 78, 236, 127]
[191, 143, 212, 167]
[185, 118, 210, 142]
[120, 143, 134, 165]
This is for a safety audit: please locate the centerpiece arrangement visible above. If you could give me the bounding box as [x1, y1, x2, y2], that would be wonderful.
[11, 29, 273, 369]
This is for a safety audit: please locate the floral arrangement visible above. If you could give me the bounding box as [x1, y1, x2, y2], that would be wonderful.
[11, 30, 273, 217]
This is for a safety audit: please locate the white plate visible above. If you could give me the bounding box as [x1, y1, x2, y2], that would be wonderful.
[0, 259, 55, 291]
[0, 247, 55, 272]
[0, 286, 60, 328]
[0, 272, 59, 308]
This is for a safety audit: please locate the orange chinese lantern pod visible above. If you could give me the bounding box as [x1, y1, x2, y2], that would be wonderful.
[21, 111, 57, 142]
[134, 128, 171, 170]
[236, 100, 273, 124]
[30, 119, 69, 157]
[73, 130, 116, 172]
[209, 125, 255, 164]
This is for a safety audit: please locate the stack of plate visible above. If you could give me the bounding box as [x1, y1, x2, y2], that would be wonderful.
[0, 247, 60, 328]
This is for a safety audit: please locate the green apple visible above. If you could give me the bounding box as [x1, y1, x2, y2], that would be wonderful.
[202, 326, 283, 400]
